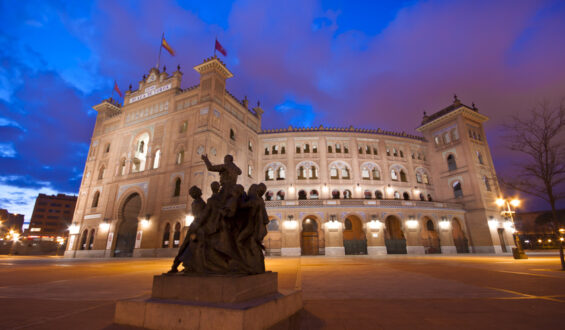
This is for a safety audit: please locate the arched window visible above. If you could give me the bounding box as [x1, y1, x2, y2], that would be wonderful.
[266, 168, 274, 181]
[420, 193, 425, 201]
[265, 191, 274, 201]
[483, 176, 491, 191]
[394, 191, 401, 200]
[139, 141, 145, 153]
[229, 128, 235, 140]
[343, 190, 352, 199]
[330, 167, 339, 179]
[400, 170, 407, 182]
[277, 167, 285, 180]
[366, 145, 371, 154]
[332, 189, 340, 199]
[180, 121, 188, 133]
[272, 145, 279, 154]
[341, 168, 350, 179]
[176, 149, 184, 165]
[393, 148, 398, 157]
[403, 192, 410, 200]
[98, 166, 105, 180]
[477, 151, 484, 164]
[88, 229, 95, 250]
[453, 181, 463, 198]
[120, 159, 126, 176]
[375, 190, 383, 200]
[264, 147, 269, 155]
[91, 191, 100, 208]
[248, 141, 253, 152]
[358, 145, 363, 154]
[391, 169, 398, 181]
[298, 166, 306, 180]
[362, 168, 370, 179]
[310, 190, 319, 199]
[310, 167, 318, 179]
[364, 190, 372, 199]
[447, 154, 457, 171]
[162, 223, 170, 247]
[372, 168, 380, 180]
[276, 190, 285, 200]
[336, 144, 342, 153]
[295, 144, 301, 153]
[416, 172, 423, 183]
[304, 144, 310, 153]
[173, 223, 181, 248]
[328, 145, 333, 153]
[267, 219, 279, 231]
[173, 178, 181, 197]
[298, 190, 307, 200]
[281, 145, 286, 154]
[344, 219, 353, 230]
[400, 150, 404, 158]
[373, 147, 378, 155]
[423, 173, 430, 184]
[426, 220, 435, 232]
[80, 229, 88, 250]
[105, 143, 110, 153]
[452, 129, 459, 140]
[444, 133, 451, 144]
[153, 150, 161, 169]
[427, 194, 433, 201]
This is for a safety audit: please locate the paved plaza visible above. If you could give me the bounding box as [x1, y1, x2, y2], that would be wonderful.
[0, 255, 564, 329]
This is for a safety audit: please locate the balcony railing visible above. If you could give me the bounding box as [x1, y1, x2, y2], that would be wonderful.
[264, 198, 463, 210]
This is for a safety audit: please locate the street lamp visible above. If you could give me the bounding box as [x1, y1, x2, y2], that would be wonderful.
[559, 228, 565, 270]
[496, 197, 527, 259]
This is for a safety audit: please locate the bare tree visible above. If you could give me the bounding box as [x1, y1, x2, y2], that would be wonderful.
[503, 101, 565, 269]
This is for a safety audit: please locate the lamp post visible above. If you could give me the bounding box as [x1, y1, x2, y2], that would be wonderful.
[559, 228, 565, 270]
[496, 197, 527, 259]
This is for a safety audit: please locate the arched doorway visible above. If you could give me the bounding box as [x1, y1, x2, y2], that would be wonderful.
[385, 215, 407, 254]
[421, 217, 441, 254]
[114, 193, 141, 257]
[343, 215, 367, 255]
[452, 218, 469, 253]
[301, 217, 319, 255]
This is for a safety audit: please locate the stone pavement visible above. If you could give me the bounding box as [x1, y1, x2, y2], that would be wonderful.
[0, 255, 564, 329]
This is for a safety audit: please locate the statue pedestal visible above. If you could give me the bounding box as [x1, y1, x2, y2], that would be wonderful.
[114, 272, 302, 330]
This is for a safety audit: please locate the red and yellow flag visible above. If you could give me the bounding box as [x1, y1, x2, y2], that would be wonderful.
[162, 37, 175, 56]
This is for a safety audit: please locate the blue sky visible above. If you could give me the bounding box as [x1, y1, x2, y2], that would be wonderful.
[1, 0, 565, 223]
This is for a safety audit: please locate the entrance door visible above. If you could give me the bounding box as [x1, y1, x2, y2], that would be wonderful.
[497, 228, 507, 253]
[301, 218, 319, 255]
[422, 218, 441, 254]
[385, 216, 407, 254]
[452, 218, 469, 253]
[114, 193, 141, 257]
[343, 216, 367, 255]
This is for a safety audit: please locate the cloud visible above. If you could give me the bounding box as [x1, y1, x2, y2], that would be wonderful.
[0, 143, 16, 158]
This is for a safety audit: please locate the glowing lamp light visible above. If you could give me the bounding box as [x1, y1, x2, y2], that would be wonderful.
[560, 237, 564, 242]
[495, 198, 505, 207]
[413, 188, 421, 195]
[355, 184, 362, 193]
[372, 233, 378, 238]
[99, 222, 110, 231]
[559, 228, 565, 234]
[326, 220, 340, 230]
[405, 219, 419, 229]
[439, 220, 451, 230]
[503, 220, 516, 233]
[488, 219, 499, 229]
[283, 219, 298, 230]
[185, 214, 195, 227]
[537, 239, 542, 243]
[140, 219, 150, 229]
[368, 220, 383, 230]
[510, 199, 520, 207]
[386, 186, 394, 194]
[288, 185, 295, 193]
[11, 232, 20, 242]
[524, 240, 530, 243]
[547, 239, 552, 243]
[322, 185, 329, 193]
[68, 224, 80, 235]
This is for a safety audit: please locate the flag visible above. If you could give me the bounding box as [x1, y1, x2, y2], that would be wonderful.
[114, 81, 123, 98]
[215, 39, 227, 56]
[162, 37, 175, 56]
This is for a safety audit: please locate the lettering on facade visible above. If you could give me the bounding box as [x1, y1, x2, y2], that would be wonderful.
[129, 83, 172, 104]
[117, 181, 148, 200]
[84, 213, 102, 219]
[161, 204, 187, 211]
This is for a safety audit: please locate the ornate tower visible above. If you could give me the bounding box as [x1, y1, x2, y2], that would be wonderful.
[417, 96, 511, 253]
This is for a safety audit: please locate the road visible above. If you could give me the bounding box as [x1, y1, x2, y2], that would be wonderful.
[0, 255, 564, 329]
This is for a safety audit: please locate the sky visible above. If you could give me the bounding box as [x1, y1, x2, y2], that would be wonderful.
[1, 0, 565, 223]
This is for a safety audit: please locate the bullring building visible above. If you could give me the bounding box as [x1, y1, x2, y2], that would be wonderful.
[65, 56, 514, 258]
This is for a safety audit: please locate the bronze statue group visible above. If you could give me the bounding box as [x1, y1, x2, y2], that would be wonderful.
[168, 154, 269, 275]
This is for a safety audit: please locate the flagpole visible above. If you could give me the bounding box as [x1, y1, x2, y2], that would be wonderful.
[157, 33, 164, 69]
[214, 37, 217, 57]
[111, 81, 115, 100]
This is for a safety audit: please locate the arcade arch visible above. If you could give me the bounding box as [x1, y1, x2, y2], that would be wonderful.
[114, 193, 141, 257]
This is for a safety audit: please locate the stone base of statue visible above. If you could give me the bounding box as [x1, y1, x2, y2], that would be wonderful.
[114, 272, 302, 330]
